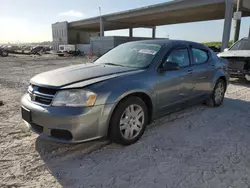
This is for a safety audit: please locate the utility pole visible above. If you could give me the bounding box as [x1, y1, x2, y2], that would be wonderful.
[99, 7, 104, 37]
[233, 0, 243, 43]
[152, 26, 156, 39]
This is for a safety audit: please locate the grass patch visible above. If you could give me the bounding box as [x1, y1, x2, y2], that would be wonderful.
[203, 41, 233, 47]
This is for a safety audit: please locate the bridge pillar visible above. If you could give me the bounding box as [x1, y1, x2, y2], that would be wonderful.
[221, 0, 233, 51]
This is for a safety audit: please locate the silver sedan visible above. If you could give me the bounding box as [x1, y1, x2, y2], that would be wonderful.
[21, 40, 229, 145]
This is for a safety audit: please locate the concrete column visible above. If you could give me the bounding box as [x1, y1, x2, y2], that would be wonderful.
[221, 0, 233, 51]
[129, 28, 133, 38]
[100, 17, 104, 37]
[233, 0, 243, 42]
[152, 27, 156, 39]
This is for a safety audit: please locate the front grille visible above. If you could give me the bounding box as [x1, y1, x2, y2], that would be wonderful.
[28, 85, 57, 105]
[35, 96, 52, 105]
[38, 87, 57, 95]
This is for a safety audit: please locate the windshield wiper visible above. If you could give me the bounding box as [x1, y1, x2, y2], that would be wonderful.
[103, 63, 125, 67]
[103, 62, 140, 68]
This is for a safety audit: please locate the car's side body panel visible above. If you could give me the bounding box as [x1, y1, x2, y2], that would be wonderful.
[212, 67, 229, 88]
[188, 46, 215, 96]
[154, 67, 194, 111]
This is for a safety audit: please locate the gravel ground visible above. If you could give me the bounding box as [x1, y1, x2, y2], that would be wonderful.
[1, 56, 250, 188]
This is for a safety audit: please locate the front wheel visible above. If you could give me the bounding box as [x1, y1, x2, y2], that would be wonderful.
[205, 79, 226, 107]
[109, 97, 148, 145]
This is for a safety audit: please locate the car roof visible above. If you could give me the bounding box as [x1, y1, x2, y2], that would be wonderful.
[129, 39, 208, 49]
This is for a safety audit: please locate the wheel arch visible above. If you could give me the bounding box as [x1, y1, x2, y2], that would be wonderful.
[107, 91, 154, 136]
[212, 69, 229, 89]
[218, 76, 227, 87]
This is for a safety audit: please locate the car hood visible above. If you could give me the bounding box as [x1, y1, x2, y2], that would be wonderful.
[218, 50, 250, 58]
[30, 63, 140, 88]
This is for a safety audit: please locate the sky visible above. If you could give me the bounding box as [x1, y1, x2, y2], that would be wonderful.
[1, 0, 250, 44]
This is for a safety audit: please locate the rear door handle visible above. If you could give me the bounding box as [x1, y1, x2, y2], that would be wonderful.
[187, 70, 193, 74]
[199, 76, 207, 79]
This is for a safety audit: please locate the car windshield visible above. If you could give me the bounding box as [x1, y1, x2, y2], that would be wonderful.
[230, 39, 250, 50]
[95, 42, 161, 68]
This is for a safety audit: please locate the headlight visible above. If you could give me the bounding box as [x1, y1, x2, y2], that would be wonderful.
[52, 89, 97, 107]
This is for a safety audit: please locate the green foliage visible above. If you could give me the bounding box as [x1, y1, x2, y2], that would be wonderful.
[203, 41, 233, 47]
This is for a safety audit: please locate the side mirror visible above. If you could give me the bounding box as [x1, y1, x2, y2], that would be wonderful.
[161, 62, 180, 72]
[224, 48, 229, 52]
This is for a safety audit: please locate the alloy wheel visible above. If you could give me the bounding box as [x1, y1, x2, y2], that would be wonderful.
[214, 82, 225, 104]
[119, 104, 145, 140]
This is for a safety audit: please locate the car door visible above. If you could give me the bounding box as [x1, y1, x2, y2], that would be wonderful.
[190, 47, 216, 96]
[155, 46, 194, 114]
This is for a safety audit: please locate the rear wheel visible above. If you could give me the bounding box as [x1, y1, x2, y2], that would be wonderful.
[205, 79, 226, 107]
[109, 97, 148, 145]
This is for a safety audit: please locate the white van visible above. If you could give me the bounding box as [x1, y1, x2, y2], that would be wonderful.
[58, 45, 75, 53]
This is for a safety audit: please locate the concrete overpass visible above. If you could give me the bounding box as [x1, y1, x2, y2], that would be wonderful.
[52, 0, 250, 52]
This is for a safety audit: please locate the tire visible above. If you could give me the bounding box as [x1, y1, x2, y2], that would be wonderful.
[1, 50, 8, 57]
[109, 97, 149, 145]
[205, 79, 226, 107]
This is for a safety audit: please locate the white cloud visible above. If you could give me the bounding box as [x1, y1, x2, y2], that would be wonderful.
[58, 10, 84, 18]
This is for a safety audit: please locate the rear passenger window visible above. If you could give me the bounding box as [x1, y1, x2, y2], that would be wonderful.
[192, 48, 209, 64]
[166, 48, 190, 68]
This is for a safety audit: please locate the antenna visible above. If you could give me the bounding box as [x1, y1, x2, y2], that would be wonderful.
[99, 7, 102, 16]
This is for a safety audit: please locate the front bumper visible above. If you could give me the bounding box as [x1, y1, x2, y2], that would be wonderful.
[21, 94, 114, 143]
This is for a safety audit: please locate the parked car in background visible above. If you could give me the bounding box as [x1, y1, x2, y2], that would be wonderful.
[218, 37, 250, 81]
[30, 45, 51, 54]
[21, 45, 32, 51]
[43, 46, 52, 52]
[30, 46, 43, 54]
[21, 40, 229, 145]
[208, 46, 221, 53]
[6, 45, 21, 52]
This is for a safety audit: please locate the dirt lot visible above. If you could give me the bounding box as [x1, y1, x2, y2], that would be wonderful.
[1, 55, 250, 188]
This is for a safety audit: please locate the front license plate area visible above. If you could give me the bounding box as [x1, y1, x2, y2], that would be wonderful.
[21, 107, 32, 122]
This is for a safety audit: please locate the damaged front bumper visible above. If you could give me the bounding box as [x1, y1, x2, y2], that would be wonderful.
[226, 57, 250, 81]
[228, 69, 250, 80]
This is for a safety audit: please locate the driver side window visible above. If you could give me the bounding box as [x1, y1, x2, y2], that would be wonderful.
[165, 48, 190, 68]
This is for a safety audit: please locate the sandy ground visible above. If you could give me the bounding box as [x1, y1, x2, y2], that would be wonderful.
[1, 55, 250, 188]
